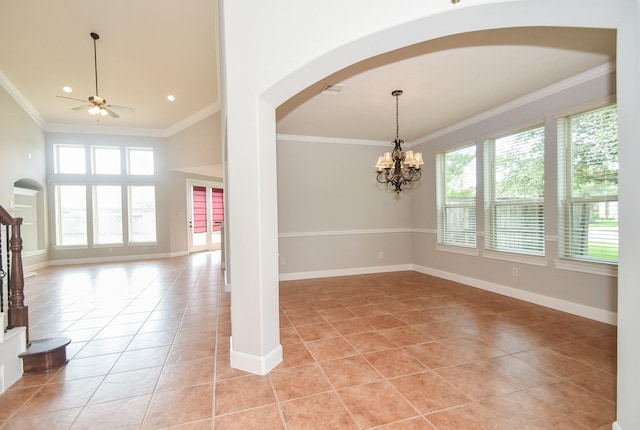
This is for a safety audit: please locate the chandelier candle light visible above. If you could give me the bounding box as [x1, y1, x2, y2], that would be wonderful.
[375, 90, 424, 193]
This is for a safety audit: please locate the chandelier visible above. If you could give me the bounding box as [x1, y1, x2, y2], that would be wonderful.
[375, 90, 424, 193]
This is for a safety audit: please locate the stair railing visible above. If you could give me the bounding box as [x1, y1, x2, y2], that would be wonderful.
[0, 204, 29, 343]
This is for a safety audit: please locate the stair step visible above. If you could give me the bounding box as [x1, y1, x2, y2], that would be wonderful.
[19, 337, 71, 374]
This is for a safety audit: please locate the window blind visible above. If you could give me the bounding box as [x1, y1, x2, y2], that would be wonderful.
[484, 126, 545, 255]
[192, 186, 208, 233]
[558, 104, 618, 264]
[212, 188, 224, 232]
[437, 144, 477, 247]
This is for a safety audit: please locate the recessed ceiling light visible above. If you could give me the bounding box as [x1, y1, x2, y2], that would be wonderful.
[167, 95, 175, 102]
[63, 86, 72, 93]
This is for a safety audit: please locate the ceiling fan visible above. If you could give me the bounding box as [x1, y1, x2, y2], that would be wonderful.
[57, 32, 134, 119]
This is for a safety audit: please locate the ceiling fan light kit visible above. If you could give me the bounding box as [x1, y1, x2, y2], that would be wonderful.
[56, 32, 134, 119]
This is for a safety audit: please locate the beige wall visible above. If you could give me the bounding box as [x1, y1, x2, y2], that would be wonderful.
[44, 132, 173, 263]
[0, 85, 48, 268]
[277, 138, 413, 277]
[167, 111, 222, 178]
[411, 70, 617, 318]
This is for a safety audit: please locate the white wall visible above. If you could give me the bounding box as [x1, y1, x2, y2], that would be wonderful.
[614, 3, 640, 429]
[221, 0, 640, 427]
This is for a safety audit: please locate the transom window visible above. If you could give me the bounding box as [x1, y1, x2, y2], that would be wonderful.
[127, 148, 154, 175]
[54, 145, 86, 174]
[92, 146, 121, 175]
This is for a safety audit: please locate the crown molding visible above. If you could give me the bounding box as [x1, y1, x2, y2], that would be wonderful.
[277, 62, 616, 148]
[1, 68, 219, 137]
[165, 102, 220, 136]
[44, 103, 220, 137]
[277, 134, 388, 146]
[410, 61, 616, 147]
[0, 70, 46, 128]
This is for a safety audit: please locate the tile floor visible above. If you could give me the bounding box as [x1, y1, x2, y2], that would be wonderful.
[0, 252, 617, 429]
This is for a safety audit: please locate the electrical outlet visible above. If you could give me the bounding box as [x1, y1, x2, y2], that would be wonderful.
[512, 267, 519, 277]
[378, 251, 384, 259]
[280, 257, 286, 265]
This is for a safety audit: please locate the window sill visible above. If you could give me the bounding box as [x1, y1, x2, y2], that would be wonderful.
[482, 250, 548, 267]
[54, 245, 89, 251]
[436, 244, 479, 256]
[554, 259, 617, 277]
[128, 241, 158, 246]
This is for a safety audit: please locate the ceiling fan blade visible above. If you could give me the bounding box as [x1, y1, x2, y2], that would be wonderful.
[104, 108, 120, 118]
[109, 104, 135, 113]
[71, 105, 89, 110]
[57, 95, 89, 103]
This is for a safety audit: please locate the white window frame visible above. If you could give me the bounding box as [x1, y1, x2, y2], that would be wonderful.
[54, 144, 86, 174]
[436, 143, 477, 249]
[127, 147, 155, 176]
[128, 185, 157, 244]
[484, 124, 545, 257]
[54, 185, 88, 247]
[93, 185, 123, 245]
[92, 146, 122, 175]
[557, 103, 618, 265]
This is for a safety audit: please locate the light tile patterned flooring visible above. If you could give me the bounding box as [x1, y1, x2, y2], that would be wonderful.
[0, 252, 617, 429]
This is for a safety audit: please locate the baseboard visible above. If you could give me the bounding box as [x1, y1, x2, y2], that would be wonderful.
[613, 422, 622, 430]
[229, 337, 282, 375]
[48, 251, 189, 266]
[23, 261, 49, 273]
[279, 264, 412, 281]
[0, 327, 27, 394]
[412, 264, 618, 325]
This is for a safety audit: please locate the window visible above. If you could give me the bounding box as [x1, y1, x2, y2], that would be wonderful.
[93, 185, 123, 245]
[558, 104, 618, 264]
[55, 145, 86, 174]
[212, 188, 224, 244]
[93, 147, 121, 174]
[127, 148, 154, 175]
[55, 185, 87, 246]
[436, 144, 476, 248]
[484, 125, 545, 255]
[129, 186, 157, 243]
[52, 144, 158, 248]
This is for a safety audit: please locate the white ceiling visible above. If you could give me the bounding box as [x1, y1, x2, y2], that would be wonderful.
[277, 27, 616, 143]
[0, 2, 615, 142]
[0, 0, 218, 134]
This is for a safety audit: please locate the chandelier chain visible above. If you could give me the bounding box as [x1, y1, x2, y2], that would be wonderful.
[396, 92, 400, 141]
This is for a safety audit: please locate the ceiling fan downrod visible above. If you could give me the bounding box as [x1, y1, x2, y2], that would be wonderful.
[90, 32, 100, 97]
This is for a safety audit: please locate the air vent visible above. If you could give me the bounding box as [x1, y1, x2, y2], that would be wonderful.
[321, 84, 345, 96]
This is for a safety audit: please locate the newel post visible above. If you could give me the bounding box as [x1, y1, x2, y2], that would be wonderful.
[9, 218, 29, 343]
